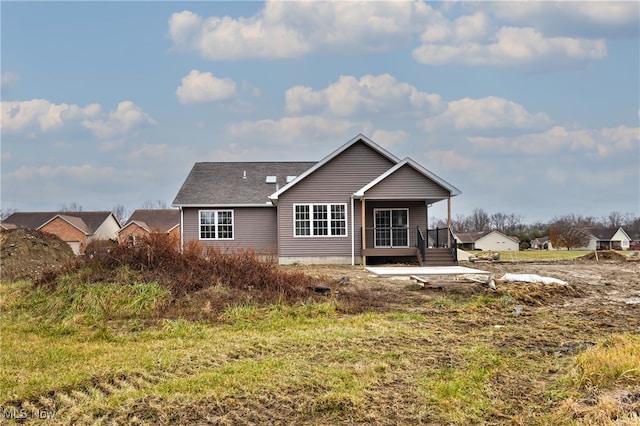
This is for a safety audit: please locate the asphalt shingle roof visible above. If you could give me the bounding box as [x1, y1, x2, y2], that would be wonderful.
[1, 211, 115, 233]
[172, 162, 316, 206]
[123, 209, 180, 232]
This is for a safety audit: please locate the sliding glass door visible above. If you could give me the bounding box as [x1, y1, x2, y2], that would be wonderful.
[374, 209, 409, 247]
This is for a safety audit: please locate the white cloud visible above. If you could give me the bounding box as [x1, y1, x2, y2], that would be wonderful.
[468, 125, 640, 157]
[371, 129, 409, 149]
[286, 74, 441, 117]
[82, 101, 156, 139]
[176, 70, 237, 104]
[1, 72, 20, 91]
[484, 2, 639, 36]
[423, 149, 474, 172]
[227, 115, 359, 144]
[1, 99, 100, 134]
[422, 96, 551, 131]
[7, 164, 116, 180]
[413, 26, 607, 68]
[168, 2, 434, 60]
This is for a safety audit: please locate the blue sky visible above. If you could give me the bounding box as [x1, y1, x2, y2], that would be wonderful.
[1, 1, 638, 223]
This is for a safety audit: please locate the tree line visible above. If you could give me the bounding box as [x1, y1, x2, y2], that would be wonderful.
[431, 208, 640, 248]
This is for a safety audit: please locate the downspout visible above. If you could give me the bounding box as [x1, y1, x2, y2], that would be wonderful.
[350, 195, 355, 266]
[180, 207, 184, 253]
[447, 197, 452, 248]
[361, 197, 366, 266]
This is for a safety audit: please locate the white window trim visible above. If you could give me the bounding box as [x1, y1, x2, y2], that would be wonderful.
[199, 209, 234, 240]
[293, 203, 348, 238]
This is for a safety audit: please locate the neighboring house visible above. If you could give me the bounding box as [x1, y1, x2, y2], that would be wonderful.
[530, 236, 550, 250]
[173, 134, 462, 265]
[118, 209, 180, 245]
[455, 230, 520, 252]
[1, 211, 120, 254]
[0, 222, 17, 231]
[576, 227, 632, 251]
[625, 229, 640, 250]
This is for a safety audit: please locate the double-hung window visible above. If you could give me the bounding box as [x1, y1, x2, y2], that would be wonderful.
[200, 210, 234, 240]
[294, 203, 346, 237]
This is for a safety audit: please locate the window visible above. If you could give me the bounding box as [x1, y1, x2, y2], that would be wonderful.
[200, 210, 234, 240]
[294, 204, 347, 237]
[374, 209, 409, 247]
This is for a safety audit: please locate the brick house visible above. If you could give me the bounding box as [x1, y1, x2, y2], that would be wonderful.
[1, 211, 120, 254]
[118, 209, 180, 245]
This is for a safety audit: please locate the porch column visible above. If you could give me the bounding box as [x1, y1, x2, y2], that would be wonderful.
[361, 197, 366, 266]
[447, 197, 452, 247]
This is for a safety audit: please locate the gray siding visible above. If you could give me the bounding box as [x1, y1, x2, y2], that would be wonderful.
[364, 165, 450, 200]
[183, 207, 277, 254]
[278, 141, 395, 257]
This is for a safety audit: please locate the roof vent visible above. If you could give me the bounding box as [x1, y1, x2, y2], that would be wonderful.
[265, 176, 277, 183]
[243, 170, 247, 179]
[286, 175, 297, 183]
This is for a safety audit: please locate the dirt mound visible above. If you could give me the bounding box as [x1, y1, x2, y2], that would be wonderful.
[579, 251, 630, 261]
[0, 228, 76, 281]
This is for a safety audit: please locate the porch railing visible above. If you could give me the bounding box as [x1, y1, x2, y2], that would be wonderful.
[362, 227, 414, 249]
[427, 227, 458, 262]
[417, 226, 426, 261]
[449, 228, 458, 263]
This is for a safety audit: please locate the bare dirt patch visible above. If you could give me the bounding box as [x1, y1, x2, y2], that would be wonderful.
[0, 228, 75, 281]
[295, 259, 640, 330]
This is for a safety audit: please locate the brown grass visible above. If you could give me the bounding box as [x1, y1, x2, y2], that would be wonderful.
[34, 234, 340, 316]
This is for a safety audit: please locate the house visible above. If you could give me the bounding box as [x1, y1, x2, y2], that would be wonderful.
[173, 134, 461, 266]
[455, 230, 520, 252]
[625, 229, 640, 250]
[0, 211, 120, 255]
[577, 227, 632, 251]
[530, 236, 550, 250]
[118, 209, 180, 245]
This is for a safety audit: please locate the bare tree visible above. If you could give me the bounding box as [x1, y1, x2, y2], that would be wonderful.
[0, 208, 18, 220]
[549, 215, 591, 250]
[505, 213, 525, 233]
[470, 208, 490, 232]
[140, 200, 168, 209]
[58, 202, 83, 212]
[452, 213, 472, 233]
[490, 212, 507, 231]
[112, 204, 130, 225]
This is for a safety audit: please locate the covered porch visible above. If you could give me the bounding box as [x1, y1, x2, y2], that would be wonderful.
[359, 201, 458, 266]
[350, 158, 461, 267]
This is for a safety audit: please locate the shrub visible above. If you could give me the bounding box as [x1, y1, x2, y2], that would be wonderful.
[36, 233, 328, 309]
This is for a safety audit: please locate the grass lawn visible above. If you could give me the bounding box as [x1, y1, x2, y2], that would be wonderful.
[2, 272, 638, 425]
[474, 250, 593, 261]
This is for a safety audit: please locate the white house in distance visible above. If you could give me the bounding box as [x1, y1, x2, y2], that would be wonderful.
[455, 230, 520, 252]
[576, 227, 631, 251]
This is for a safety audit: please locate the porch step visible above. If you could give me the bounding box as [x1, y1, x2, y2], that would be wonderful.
[423, 248, 458, 266]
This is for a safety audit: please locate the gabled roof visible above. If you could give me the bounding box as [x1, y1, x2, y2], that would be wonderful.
[584, 227, 631, 241]
[120, 209, 180, 233]
[455, 230, 519, 244]
[269, 133, 400, 201]
[624, 228, 640, 241]
[353, 157, 461, 198]
[454, 231, 486, 244]
[172, 162, 316, 206]
[39, 214, 91, 235]
[1, 211, 116, 234]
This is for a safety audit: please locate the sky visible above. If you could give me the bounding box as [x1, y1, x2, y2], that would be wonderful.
[1, 1, 639, 224]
